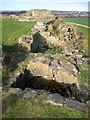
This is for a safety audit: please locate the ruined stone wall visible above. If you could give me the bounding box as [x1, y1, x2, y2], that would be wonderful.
[27, 9, 54, 18]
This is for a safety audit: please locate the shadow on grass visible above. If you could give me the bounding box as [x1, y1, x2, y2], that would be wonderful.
[2, 44, 29, 70]
[2, 44, 30, 53]
[2, 44, 29, 87]
[2, 44, 18, 53]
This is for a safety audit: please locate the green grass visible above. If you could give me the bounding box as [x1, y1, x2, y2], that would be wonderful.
[74, 26, 89, 85]
[2, 94, 88, 118]
[78, 67, 90, 87]
[77, 26, 89, 54]
[2, 19, 36, 52]
[63, 18, 89, 26]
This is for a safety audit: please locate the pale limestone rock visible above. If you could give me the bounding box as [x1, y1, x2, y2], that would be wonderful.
[26, 57, 78, 86]
[55, 68, 78, 84]
[27, 61, 53, 79]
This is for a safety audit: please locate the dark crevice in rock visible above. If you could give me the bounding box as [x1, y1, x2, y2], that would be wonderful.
[70, 57, 80, 73]
[11, 68, 90, 103]
[73, 63, 79, 73]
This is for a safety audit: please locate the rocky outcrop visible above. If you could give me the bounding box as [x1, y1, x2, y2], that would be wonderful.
[9, 87, 89, 111]
[30, 32, 48, 53]
[18, 32, 48, 53]
[60, 24, 83, 54]
[26, 57, 78, 85]
[40, 31, 60, 46]
[11, 68, 79, 97]
[18, 16, 84, 55]
[11, 56, 78, 87]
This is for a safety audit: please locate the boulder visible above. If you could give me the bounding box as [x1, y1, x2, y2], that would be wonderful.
[31, 32, 48, 53]
[40, 31, 60, 46]
[55, 68, 78, 84]
[26, 57, 78, 86]
[27, 60, 53, 79]
[22, 88, 38, 99]
[9, 88, 23, 97]
[47, 93, 64, 106]
[76, 85, 90, 103]
[66, 98, 87, 111]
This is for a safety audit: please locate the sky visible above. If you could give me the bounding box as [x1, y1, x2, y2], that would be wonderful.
[0, 0, 89, 11]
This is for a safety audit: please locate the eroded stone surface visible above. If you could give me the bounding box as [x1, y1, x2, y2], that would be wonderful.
[22, 88, 38, 99]
[9, 87, 89, 111]
[26, 57, 78, 86]
[9, 88, 23, 97]
[10, 88, 46, 99]
[47, 93, 64, 106]
[27, 60, 53, 79]
[66, 98, 87, 111]
[76, 85, 90, 103]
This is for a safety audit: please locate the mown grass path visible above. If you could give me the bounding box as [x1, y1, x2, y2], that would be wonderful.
[67, 22, 90, 28]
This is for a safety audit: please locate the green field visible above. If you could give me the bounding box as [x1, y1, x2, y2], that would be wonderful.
[2, 19, 36, 52]
[63, 18, 89, 26]
[78, 26, 88, 53]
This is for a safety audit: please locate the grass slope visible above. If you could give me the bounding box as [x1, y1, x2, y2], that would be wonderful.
[2, 94, 88, 118]
[63, 18, 89, 26]
[2, 19, 36, 52]
[77, 26, 89, 54]
[73, 25, 89, 86]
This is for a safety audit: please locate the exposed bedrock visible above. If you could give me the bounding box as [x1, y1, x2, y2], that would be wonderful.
[11, 68, 90, 104]
[11, 68, 79, 98]
[26, 57, 79, 86]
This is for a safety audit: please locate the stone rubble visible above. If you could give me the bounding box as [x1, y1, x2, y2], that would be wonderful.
[9, 87, 89, 111]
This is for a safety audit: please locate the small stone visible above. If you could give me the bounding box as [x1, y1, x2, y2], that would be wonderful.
[64, 47, 73, 56]
[47, 93, 64, 106]
[76, 86, 90, 103]
[9, 88, 23, 96]
[76, 58, 83, 65]
[22, 88, 38, 99]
